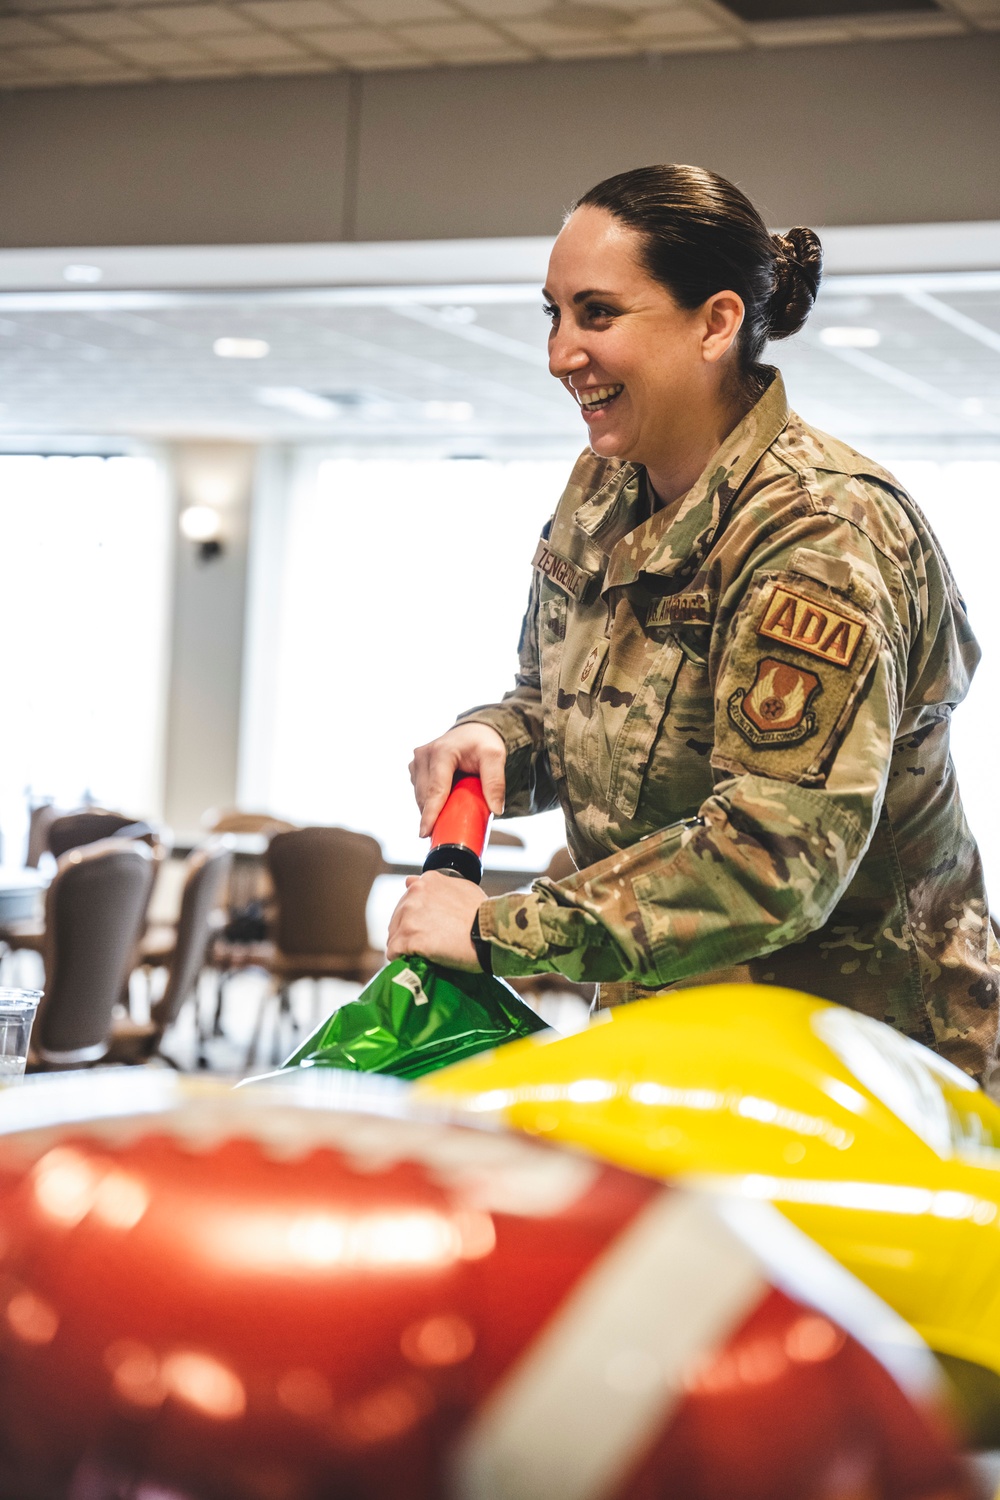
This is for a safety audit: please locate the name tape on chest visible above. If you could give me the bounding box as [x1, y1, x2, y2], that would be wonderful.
[757, 585, 864, 667]
[532, 541, 594, 604]
[645, 593, 713, 630]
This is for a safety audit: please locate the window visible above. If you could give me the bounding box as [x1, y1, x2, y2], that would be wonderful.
[252, 457, 568, 869]
[0, 455, 172, 859]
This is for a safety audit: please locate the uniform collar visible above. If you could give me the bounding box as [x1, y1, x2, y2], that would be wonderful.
[593, 369, 790, 591]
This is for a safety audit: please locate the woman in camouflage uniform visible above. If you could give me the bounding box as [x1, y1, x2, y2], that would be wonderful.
[388, 164, 1000, 1083]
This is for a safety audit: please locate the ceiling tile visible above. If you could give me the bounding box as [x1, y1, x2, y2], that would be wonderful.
[649, 29, 742, 45]
[500, 15, 630, 43]
[395, 17, 508, 47]
[238, 49, 338, 64]
[237, 0, 353, 26]
[845, 11, 964, 35]
[199, 27, 311, 52]
[343, 0, 460, 19]
[529, 33, 638, 51]
[629, 7, 725, 35]
[338, 45, 429, 61]
[50, 9, 162, 39]
[0, 16, 64, 43]
[17, 40, 116, 68]
[297, 21, 410, 49]
[438, 40, 537, 57]
[137, 4, 257, 34]
[750, 17, 851, 40]
[450, 0, 548, 12]
[110, 34, 209, 58]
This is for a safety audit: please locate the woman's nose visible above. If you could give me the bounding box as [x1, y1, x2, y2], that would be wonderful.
[548, 327, 589, 382]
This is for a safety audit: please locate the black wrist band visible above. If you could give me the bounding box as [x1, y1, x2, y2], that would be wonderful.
[470, 910, 493, 975]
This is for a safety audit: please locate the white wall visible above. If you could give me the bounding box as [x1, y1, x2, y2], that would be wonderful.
[2, 37, 998, 250]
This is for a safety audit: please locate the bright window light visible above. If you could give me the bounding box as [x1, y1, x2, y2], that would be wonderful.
[819, 326, 882, 349]
[0, 456, 172, 856]
[248, 458, 569, 873]
[213, 337, 270, 360]
[889, 460, 1000, 898]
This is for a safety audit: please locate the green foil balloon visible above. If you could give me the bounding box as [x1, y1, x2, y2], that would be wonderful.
[282, 955, 548, 1080]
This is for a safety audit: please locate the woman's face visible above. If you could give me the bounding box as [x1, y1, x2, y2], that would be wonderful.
[543, 206, 737, 467]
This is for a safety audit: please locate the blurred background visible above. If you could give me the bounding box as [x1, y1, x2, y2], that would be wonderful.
[0, 8, 997, 1067]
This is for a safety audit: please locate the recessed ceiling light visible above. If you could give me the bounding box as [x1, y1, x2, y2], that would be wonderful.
[439, 305, 478, 325]
[213, 337, 270, 360]
[62, 264, 103, 284]
[819, 326, 881, 349]
[257, 386, 342, 419]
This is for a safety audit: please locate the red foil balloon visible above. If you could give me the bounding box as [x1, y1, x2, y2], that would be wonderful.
[0, 1072, 974, 1500]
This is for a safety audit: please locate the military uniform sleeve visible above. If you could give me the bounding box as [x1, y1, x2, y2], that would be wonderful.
[454, 547, 558, 818]
[476, 533, 908, 985]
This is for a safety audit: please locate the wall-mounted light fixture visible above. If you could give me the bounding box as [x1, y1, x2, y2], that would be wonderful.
[179, 503, 224, 562]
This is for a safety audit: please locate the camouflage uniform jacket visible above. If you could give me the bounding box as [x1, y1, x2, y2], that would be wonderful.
[461, 372, 1000, 1081]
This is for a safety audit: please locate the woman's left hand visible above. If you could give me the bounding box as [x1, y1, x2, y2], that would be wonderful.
[386, 872, 486, 970]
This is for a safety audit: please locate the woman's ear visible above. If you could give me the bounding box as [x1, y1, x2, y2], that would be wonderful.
[702, 291, 745, 364]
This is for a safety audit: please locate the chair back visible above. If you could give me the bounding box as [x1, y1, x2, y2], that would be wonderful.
[48, 809, 142, 860]
[25, 802, 59, 868]
[267, 827, 383, 959]
[205, 809, 297, 837]
[544, 846, 577, 882]
[152, 843, 233, 1031]
[35, 840, 155, 1065]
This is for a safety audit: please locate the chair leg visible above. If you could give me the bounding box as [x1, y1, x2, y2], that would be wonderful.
[244, 977, 278, 1073]
[271, 985, 292, 1068]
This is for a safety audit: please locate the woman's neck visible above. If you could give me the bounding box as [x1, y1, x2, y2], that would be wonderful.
[644, 383, 755, 510]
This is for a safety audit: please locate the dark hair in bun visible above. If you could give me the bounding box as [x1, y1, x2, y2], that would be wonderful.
[574, 165, 823, 394]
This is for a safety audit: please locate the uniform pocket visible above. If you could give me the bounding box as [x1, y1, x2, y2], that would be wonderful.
[609, 638, 685, 820]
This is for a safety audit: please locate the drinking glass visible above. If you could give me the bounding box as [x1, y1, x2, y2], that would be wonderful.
[0, 990, 41, 1080]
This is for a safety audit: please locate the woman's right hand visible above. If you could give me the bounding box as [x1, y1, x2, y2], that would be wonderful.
[410, 723, 507, 839]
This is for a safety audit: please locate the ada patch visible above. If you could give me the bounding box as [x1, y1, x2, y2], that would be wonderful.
[728, 657, 821, 748]
[757, 584, 864, 667]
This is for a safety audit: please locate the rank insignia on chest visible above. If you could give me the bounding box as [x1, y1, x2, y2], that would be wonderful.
[728, 657, 821, 748]
[757, 584, 864, 667]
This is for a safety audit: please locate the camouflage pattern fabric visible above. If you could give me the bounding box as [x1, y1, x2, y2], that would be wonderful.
[459, 372, 1000, 1083]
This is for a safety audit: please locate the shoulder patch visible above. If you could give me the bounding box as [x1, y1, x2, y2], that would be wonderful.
[757, 584, 864, 667]
[728, 658, 821, 748]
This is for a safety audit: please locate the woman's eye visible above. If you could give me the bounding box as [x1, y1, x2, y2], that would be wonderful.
[585, 303, 616, 321]
[542, 303, 559, 323]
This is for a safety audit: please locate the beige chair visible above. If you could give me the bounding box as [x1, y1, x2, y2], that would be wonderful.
[202, 810, 298, 1041]
[245, 825, 385, 1068]
[28, 840, 155, 1069]
[48, 808, 158, 860]
[25, 802, 59, 868]
[109, 842, 233, 1066]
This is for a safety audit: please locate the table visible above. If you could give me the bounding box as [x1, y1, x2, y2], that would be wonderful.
[0, 868, 46, 925]
[171, 834, 542, 898]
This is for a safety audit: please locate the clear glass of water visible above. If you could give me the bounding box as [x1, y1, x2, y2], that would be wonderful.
[0, 990, 41, 1080]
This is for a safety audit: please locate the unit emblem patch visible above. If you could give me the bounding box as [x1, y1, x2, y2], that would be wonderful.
[757, 585, 864, 667]
[728, 658, 821, 748]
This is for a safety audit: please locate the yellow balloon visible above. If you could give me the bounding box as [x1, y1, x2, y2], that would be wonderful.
[418, 984, 1000, 1437]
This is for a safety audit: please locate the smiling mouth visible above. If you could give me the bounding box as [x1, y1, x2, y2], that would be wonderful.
[577, 383, 624, 412]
